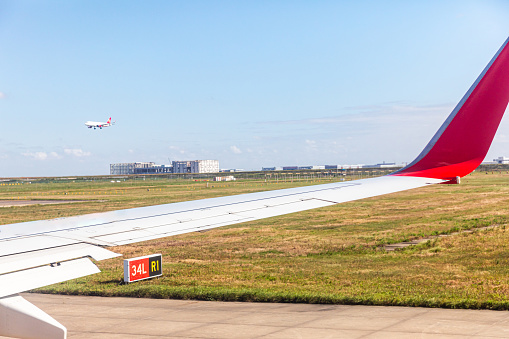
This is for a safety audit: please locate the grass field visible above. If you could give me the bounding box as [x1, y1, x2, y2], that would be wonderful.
[2, 171, 509, 309]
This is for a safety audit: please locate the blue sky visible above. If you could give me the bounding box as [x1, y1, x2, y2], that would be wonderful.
[1, 1, 509, 177]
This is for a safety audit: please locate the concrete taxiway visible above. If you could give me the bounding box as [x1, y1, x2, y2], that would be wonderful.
[5, 293, 509, 338]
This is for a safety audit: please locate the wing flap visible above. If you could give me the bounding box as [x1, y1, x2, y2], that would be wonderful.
[0, 258, 100, 298]
[0, 236, 80, 257]
[0, 243, 119, 276]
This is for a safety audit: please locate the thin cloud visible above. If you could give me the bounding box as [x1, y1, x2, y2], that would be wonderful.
[0, 92, 5, 99]
[305, 139, 317, 148]
[230, 145, 242, 154]
[169, 145, 189, 156]
[220, 102, 458, 169]
[22, 151, 61, 161]
[259, 103, 453, 126]
[64, 148, 91, 157]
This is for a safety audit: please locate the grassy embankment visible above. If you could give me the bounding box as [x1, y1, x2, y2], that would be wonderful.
[1, 172, 509, 309]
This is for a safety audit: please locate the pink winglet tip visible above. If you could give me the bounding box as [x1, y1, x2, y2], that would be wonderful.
[392, 37, 509, 181]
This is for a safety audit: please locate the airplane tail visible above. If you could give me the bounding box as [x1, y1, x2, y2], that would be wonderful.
[393, 37, 509, 181]
[107, 117, 112, 124]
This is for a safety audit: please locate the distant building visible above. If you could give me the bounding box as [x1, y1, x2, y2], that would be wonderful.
[172, 161, 191, 174]
[325, 164, 365, 169]
[364, 162, 402, 168]
[298, 165, 325, 170]
[110, 159, 219, 175]
[190, 160, 219, 173]
[262, 162, 406, 171]
[172, 160, 219, 174]
[494, 157, 509, 164]
[262, 167, 283, 171]
[135, 165, 173, 174]
[214, 176, 236, 182]
[220, 169, 245, 172]
[110, 162, 157, 175]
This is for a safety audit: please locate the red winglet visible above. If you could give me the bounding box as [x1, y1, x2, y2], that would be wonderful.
[393, 37, 509, 180]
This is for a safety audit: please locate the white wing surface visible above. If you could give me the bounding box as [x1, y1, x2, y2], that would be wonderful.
[0, 176, 443, 299]
[0, 177, 443, 338]
[0, 176, 440, 253]
[1, 37, 509, 339]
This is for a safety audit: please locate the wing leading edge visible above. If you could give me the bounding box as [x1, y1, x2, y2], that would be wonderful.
[1, 37, 509, 339]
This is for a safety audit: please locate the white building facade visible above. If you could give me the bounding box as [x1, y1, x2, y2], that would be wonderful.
[190, 160, 219, 173]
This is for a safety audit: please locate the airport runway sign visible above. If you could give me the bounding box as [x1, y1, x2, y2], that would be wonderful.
[123, 254, 162, 283]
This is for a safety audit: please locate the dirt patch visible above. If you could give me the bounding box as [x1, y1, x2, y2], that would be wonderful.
[0, 200, 86, 207]
[384, 225, 499, 251]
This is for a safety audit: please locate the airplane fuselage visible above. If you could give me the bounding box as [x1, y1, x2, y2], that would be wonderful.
[85, 118, 113, 129]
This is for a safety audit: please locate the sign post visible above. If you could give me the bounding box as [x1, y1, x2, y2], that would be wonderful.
[123, 254, 162, 283]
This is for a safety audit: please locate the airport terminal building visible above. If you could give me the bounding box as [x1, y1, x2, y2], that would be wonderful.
[110, 160, 219, 175]
[173, 160, 219, 174]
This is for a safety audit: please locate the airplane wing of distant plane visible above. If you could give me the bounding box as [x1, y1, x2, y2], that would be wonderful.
[2, 37, 509, 339]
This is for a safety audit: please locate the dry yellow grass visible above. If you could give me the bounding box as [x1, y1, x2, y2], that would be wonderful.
[2, 171, 509, 308]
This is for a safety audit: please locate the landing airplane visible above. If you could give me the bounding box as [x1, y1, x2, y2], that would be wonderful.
[2, 37, 509, 339]
[84, 117, 114, 129]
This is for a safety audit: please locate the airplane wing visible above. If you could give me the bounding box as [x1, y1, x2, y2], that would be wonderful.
[2, 37, 509, 339]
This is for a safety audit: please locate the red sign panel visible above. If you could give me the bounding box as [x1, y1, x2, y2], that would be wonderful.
[123, 254, 162, 283]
